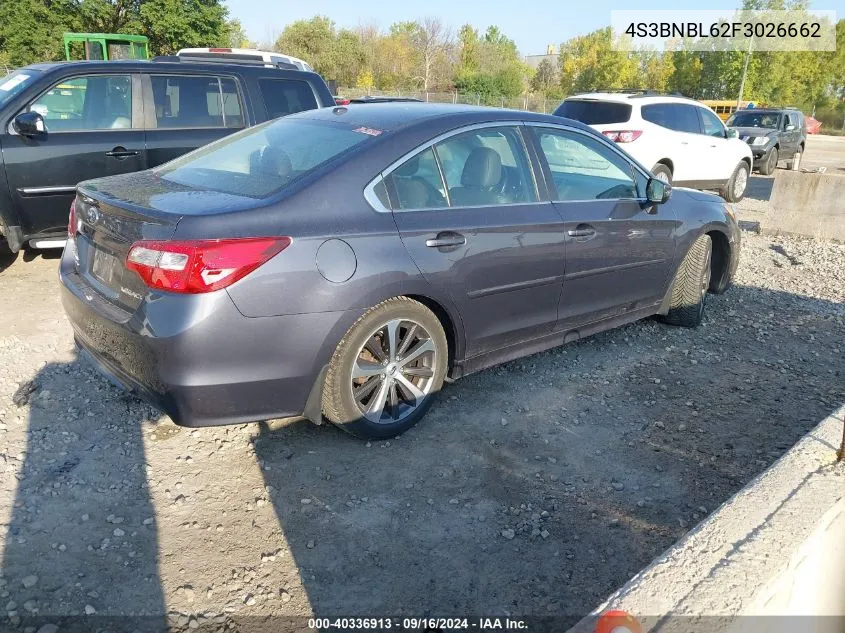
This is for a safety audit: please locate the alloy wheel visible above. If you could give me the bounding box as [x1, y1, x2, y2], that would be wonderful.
[733, 167, 748, 199]
[351, 319, 437, 424]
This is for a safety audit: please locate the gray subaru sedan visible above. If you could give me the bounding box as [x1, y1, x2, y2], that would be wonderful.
[60, 104, 740, 439]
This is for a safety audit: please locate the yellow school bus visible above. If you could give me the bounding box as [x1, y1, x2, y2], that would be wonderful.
[701, 100, 754, 121]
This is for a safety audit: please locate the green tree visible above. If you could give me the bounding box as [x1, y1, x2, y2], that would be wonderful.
[274, 16, 336, 75]
[138, 0, 230, 55]
[530, 58, 557, 94]
[558, 27, 638, 93]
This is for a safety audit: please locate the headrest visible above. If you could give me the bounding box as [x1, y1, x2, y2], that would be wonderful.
[259, 147, 293, 179]
[461, 147, 501, 188]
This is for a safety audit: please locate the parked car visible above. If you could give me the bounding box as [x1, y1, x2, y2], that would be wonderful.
[176, 47, 314, 72]
[60, 104, 740, 440]
[725, 107, 807, 175]
[554, 92, 754, 203]
[0, 58, 334, 253]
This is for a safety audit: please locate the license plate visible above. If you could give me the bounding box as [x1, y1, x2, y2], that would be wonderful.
[92, 249, 119, 286]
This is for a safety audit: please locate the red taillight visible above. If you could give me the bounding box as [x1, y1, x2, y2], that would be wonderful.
[209, 48, 233, 53]
[602, 130, 643, 143]
[126, 237, 291, 294]
[334, 97, 351, 106]
[68, 199, 78, 237]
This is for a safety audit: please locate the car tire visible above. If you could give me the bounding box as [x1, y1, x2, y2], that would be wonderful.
[787, 148, 802, 171]
[322, 297, 448, 440]
[651, 163, 672, 184]
[720, 161, 749, 203]
[758, 147, 778, 175]
[661, 234, 712, 328]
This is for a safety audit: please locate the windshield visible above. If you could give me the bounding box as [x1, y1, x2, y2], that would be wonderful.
[555, 100, 632, 125]
[155, 117, 378, 199]
[727, 112, 780, 129]
[0, 69, 39, 109]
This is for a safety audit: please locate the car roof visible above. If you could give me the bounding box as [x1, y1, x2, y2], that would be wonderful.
[566, 92, 704, 106]
[735, 108, 802, 114]
[291, 102, 597, 135]
[20, 59, 318, 77]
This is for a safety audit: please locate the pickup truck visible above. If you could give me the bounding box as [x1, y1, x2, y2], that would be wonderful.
[0, 57, 334, 253]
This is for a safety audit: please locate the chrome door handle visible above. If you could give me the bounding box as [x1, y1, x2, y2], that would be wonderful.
[426, 232, 466, 248]
[567, 226, 596, 238]
[106, 148, 140, 158]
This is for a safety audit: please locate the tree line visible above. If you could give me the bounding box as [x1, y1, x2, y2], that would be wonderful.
[1, 2, 843, 126]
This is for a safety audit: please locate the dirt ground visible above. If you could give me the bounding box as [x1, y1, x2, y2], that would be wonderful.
[0, 215, 843, 631]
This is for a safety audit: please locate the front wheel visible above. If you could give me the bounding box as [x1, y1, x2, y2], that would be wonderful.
[661, 234, 712, 328]
[758, 147, 778, 175]
[720, 162, 749, 203]
[322, 297, 448, 439]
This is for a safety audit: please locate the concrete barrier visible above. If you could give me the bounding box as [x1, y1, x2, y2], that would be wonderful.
[764, 172, 845, 242]
[569, 406, 845, 633]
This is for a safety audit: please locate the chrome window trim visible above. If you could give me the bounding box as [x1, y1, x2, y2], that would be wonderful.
[363, 120, 537, 214]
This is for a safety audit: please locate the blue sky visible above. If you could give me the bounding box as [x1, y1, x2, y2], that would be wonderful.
[224, 0, 842, 54]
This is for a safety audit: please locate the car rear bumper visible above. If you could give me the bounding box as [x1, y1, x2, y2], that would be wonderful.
[60, 253, 360, 427]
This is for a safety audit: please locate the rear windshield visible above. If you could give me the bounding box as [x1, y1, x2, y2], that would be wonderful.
[0, 69, 40, 109]
[555, 99, 632, 125]
[154, 117, 376, 199]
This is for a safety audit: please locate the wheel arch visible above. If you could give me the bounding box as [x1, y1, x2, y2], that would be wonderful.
[706, 229, 733, 294]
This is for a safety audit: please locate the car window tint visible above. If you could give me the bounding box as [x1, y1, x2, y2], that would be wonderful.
[155, 118, 373, 200]
[384, 148, 448, 210]
[258, 78, 318, 119]
[536, 129, 639, 201]
[150, 75, 241, 129]
[643, 103, 700, 134]
[555, 100, 632, 124]
[699, 108, 725, 137]
[29, 75, 132, 131]
[434, 127, 537, 207]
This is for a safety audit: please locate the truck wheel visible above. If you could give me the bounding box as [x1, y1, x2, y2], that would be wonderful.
[758, 147, 778, 175]
[651, 163, 672, 184]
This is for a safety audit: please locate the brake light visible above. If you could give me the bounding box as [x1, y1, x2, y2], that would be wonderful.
[334, 97, 351, 106]
[68, 199, 78, 237]
[209, 48, 232, 53]
[602, 130, 643, 143]
[126, 237, 291, 294]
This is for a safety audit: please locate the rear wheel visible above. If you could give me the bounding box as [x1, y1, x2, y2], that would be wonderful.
[758, 147, 778, 175]
[661, 234, 712, 328]
[322, 297, 448, 439]
[720, 162, 749, 203]
[651, 163, 673, 184]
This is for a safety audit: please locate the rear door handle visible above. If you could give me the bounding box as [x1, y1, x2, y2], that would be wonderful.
[567, 224, 596, 238]
[425, 232, 466, 248]
[106, 147, 139, 158]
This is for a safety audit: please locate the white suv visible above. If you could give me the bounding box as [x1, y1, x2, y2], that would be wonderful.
[554, 92, 753, 202]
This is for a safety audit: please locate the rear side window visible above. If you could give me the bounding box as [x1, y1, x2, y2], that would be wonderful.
[642, 103, 701, 134]
[150, 75, 243, 129]
[258, 78, 319, 119]
[555, 100, 632, 125]
[154, 118, 374, 200]
[384, 148, 448, 210]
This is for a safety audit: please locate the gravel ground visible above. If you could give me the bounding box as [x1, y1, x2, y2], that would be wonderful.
[0, 228, 843, 632]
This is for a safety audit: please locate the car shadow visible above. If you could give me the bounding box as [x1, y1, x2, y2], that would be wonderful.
[746, 175, 774, 201]
[0, 244, 18, 273]
[1, 351, 167, 632]
[252, 283, 844, 625]
[22, 248, 63, 263]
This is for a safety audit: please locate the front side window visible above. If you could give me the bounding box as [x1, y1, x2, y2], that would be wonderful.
[536, 128, 640, 201]
[699, 108, 725, 137]
[150, 75, 242, 129]
[28, 75, 132, 131]
[258, 78, 319, 119]
[154, 118, 374, 201]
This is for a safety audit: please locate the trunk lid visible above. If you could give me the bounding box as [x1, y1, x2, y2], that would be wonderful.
[73, 172, 184, 312]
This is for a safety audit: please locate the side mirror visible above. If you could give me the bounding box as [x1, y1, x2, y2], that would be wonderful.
[785, 124, 795, 131]
[13, 111, 46, 137]
[726, 128, 738, 139]
[646, 177, 672, 204]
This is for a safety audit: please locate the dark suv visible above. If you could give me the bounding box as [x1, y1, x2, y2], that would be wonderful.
[0, 59, 334, 253]
[726, 108, 807, 176]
